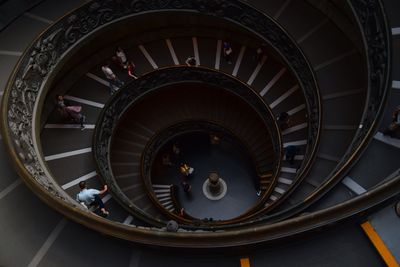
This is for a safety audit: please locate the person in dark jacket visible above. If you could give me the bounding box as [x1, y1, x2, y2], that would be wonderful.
[285, 145, 299, 165]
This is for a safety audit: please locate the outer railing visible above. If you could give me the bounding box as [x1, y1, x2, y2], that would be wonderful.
[1, 0, 321, 213]
[0, 0, 393, 248]
[304, 0, 391, 201]
[202, 0, 392, 227]
[247, 0, 393, 224]
[1, 0, 346, 247]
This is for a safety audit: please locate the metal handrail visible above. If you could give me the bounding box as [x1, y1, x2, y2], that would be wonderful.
[2, 0, 393, 247]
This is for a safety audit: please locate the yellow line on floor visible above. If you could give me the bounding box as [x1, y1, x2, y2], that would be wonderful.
[240, 258, 250, 267]
[361, 221, 399, 267]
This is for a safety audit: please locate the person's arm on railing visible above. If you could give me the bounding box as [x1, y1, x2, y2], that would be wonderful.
[98, 185, 108, 195]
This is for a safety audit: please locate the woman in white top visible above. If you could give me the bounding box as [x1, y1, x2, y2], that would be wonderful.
[101, 62, 124, 94]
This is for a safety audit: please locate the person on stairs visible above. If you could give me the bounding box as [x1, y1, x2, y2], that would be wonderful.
[285, 145, 299, 165]
[223, 41, 233, 64]
[101, 61, 124, 94]
[127, 60, 138, 79]
[76, 181, 109, 217]
[383, 106, 400, 138]
[181, 180, 192, 194]
[185, 56, 197, 66]
[277, 111, 291, 130]
[56, 95, 86, 130]
[115, 46, 128, 69]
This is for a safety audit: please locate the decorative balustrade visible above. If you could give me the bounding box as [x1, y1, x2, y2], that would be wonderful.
[0, 0, 392, 247]
[1, 0, 321, 216]
[255, 0, 393, 223]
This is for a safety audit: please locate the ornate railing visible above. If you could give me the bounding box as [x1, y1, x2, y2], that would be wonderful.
[1, 0, 352, 246]
[1, 0, 321, 216]
[247, 0, 393, 223]
[95, 67, 282, 227]
[93, 0, 392, 230]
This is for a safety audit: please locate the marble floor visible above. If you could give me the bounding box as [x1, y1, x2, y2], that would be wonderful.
[152, 132, 260, 220]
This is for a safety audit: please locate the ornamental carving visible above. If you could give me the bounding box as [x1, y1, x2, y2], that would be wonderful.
[2, 0, 389, 230]
[330, 0, 390, 183]
[259, 0, 392, 222]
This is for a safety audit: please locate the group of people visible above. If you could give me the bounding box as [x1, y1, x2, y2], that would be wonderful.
[60, 46, 141, 215]
[102, 46, 139, 94]
[66, 41, 274, 215]
[222, 41, 268, 64]
[226, 42, 270, 64]
[162, 142, 195, 195]
[184, 41, 267, 67]
[184, 41, 233, 67]
[162, 134, 223, 195]
[55, 40, 270, 128]
[55, 47, 140, 129]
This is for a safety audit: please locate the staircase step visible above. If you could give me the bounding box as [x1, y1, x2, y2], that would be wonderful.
[278, 177, 293, 185]
[153, 184, 172, 189]
[153, 189, 171, 193]
[157, 196, 172, 202]
[156, 193, 170, 198]
[161, 200, 173, 206]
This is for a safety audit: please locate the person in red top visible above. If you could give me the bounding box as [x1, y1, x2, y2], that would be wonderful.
[127, 60, 138, 79]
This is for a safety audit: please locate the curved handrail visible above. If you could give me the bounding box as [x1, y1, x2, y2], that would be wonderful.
[1, 0, 321, 208]
[138, 120, 273, 225]
[92, 0, 392, 229]
[95, 67, 282, 227]
[169, 185, 198, 221]
[250, 0, 393, 223]
[0, 0, 337, 246]
[196, 0, 392, 226]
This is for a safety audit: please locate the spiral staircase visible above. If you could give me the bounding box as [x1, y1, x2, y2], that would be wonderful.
[0, 0, 399, 266]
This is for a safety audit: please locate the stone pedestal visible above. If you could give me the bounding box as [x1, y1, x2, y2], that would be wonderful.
[208, 172, 222, 195]
[202, 171, 227, 201]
